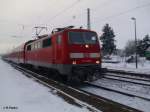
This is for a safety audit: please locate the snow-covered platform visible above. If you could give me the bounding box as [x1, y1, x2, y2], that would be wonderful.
[0, 58, 91, 112]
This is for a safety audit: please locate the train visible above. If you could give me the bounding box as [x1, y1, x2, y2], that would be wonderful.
[3, 26, 102, 82]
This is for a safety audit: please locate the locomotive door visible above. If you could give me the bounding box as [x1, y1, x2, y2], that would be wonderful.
[53, 35, 62, 64]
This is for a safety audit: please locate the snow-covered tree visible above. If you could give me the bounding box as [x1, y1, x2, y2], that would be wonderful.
[124, 40, 136, 56]
[100, 24, 116, 56]
[137, 34, 150, 56]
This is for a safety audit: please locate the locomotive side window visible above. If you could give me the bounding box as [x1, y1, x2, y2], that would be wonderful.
[42, 38, 51, 48]
[27, 45, 31, 51]
[37, 41, 41, 49]
[35, 43, 38, 49]
[57, 35, 62, 44]
[31, 44, 35, 50]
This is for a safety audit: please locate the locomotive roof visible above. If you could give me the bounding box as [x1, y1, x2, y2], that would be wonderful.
[25, 28, 97, 45]
[24, 39, 36, 46]
[52, 28, 97, 35]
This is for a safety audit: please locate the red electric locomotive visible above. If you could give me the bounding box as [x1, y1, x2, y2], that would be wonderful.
[4, 26, 102, 82]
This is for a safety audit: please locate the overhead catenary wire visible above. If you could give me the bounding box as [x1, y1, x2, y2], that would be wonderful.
[32, 0, 82, 35]
[46, 0, 81, 23]
[11, 0, 82, 38]
[0, 0, 82, 31]
[93, 2, 150, 24]
[59, 1, 150, 30]
[48, 0, 120, 28]
[92, 0, 120, 12]
[2, 0, 150, 38]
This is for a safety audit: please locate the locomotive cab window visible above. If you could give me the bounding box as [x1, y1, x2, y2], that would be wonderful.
[69, 31, 98, 44]
[42, 38, 51, 48]
[27, 45, 31, 51]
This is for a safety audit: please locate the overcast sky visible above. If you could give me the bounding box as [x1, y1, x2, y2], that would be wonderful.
[0, 0, 150, 54]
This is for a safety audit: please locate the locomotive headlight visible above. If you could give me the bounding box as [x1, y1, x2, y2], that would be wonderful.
[96, 60, 100, 64]
[85, 44, 89, 48]
[72, 60, 76, 65]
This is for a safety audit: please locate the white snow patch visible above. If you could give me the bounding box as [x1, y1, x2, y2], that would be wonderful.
[0, 59, 97, 112]
[81, 86, 150, 112]
[102, 57, 150, 74]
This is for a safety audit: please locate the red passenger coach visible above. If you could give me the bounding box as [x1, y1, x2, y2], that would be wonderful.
[4, 26, 102, 82]
[4, 44, 25, 64]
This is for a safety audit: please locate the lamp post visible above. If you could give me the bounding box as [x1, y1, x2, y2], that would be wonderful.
[131, 17, 138, 69]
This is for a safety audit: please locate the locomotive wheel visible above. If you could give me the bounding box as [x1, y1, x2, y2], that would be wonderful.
[66, 73, 84, 85]
[92, 72, 101, 81]
[53, 71, 62, 81]
[47, 70, 62, 81]
[74, 70, 86, 82]
[67, 75, 80, 83]
[86, 69, 101, 82]
[86, 70, 94, 82]
[86, 75, 93, 82]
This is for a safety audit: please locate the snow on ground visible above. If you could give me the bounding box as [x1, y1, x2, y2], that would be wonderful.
[81, 75, 150, 112]
[96, 56, 150, 111]
[81, 86, 150, 112]
[0, 58, 95, 112]
[102, 56, 150, 74]
[93, 78, 150, 99]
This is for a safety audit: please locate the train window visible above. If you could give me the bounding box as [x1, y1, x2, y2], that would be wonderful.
[37, 41, 41, 48]
[31, 44, 35, 50]
[35, 42, 38, 49]
[27, 45, 31, 51]
[69, 32, 98, 44]
[57, 35, 62, 44]
[34, 43, 36, 49]
[42, 38, 51, 48]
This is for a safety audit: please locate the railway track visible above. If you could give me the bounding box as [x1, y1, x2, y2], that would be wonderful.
[6, 61, 142, 112]
[107, 69, 150, 79]
[103, 73, 150, 87]
[84, 82, 150, 102]
[85, 71, 150, 103]
[104, 73, 150, 82]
